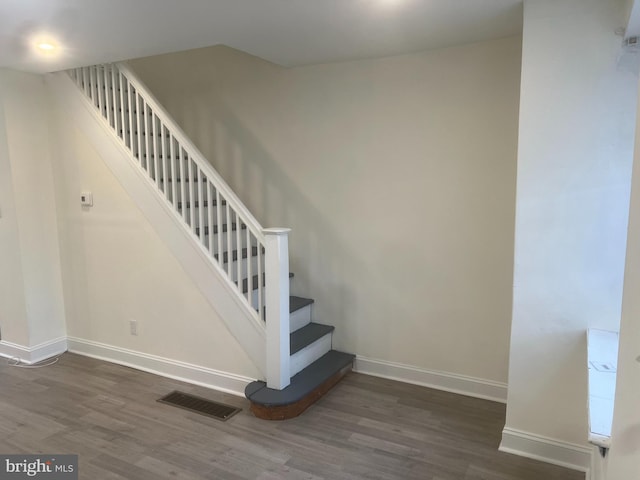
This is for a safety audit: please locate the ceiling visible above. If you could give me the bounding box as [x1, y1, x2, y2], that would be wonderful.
[0, 0, 523, 74]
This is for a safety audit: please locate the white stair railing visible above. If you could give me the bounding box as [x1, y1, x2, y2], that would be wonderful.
[68, 63, 291, 389]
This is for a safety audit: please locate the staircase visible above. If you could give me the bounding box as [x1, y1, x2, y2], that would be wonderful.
[64, 63, 354, 419]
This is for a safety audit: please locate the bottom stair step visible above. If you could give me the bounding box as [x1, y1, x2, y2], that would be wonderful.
[245, 350, 355, 420]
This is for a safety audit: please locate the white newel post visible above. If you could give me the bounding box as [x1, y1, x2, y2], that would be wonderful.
[264, 228, 291, 390]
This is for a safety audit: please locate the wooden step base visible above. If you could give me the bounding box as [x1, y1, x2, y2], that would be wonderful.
[245, 351, 355, 420]
[249, 363, 352, 420]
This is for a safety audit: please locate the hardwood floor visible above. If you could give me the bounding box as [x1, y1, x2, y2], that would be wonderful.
[0, 353, 583, 479]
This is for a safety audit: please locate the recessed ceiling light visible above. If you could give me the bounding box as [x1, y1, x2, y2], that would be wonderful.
[37, 42, 56, 51]
[31, 35, 60, 57]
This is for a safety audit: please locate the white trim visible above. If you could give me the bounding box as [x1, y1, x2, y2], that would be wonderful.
[500, 427, 592, 474]
[353, 355, 508, 403]
[67, 337, 253, 397]
[0, 337, 68, 364]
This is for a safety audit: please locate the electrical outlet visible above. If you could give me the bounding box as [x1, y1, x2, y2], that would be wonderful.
[129, 319, 138, 336]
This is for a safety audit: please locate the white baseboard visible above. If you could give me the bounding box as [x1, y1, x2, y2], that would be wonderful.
[67, 337, 253, 397]
[500, 427, 592, 474]
[0, 337, 68, 364]
[354, 355, 508, 403]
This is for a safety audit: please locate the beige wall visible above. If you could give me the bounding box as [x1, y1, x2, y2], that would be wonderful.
[130, 36, 522, 385]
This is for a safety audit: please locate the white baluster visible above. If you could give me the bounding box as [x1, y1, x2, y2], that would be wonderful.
[153, 114, 159, 187]
[162, 125, 169, 198]
[110, 66, 117, 129]
[246, 229, 252, 304]
[141, 103, 154, 172]
[180, 148, 187, 224]
[197, 168, 205, 244]
[236, 214, 242, 283]
[216, 190, 223, 262]
[89, 67, 97, 107]
[119, 72, 126, 142]
[170, 135, 177, 207]
[82, 68, 89, 96]
[264, 228, 291, 390]
[97, 67, 104, 120]
[188, 157, 195, 229]
[135, 95, 142, 164]
[208, 183, 215, 254]
[226, 205, 234, 279]
[127, 81, 134, 150]
[105, 67, 111, 121]
[103, 66, 108, 123]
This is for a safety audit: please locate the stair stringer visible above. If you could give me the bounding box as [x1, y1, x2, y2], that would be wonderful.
[46, 71, 267, 376]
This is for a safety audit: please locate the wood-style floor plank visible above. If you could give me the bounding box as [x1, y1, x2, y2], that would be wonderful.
[0, 353, 584, 479]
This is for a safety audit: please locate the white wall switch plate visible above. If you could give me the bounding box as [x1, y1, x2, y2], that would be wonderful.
[80, 191, 93, 207]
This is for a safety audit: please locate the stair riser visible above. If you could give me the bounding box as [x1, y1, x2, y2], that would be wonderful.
[290, 304, 312, 333]
[289, 333, 332, 378]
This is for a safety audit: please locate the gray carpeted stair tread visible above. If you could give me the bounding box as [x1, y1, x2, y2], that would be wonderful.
[290, 296, 314, 313]
[290, 323, 334, 355]
[245, 350, 355, 407]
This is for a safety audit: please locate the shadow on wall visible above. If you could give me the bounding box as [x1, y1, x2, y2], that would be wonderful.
[192, 97, 400, 356]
